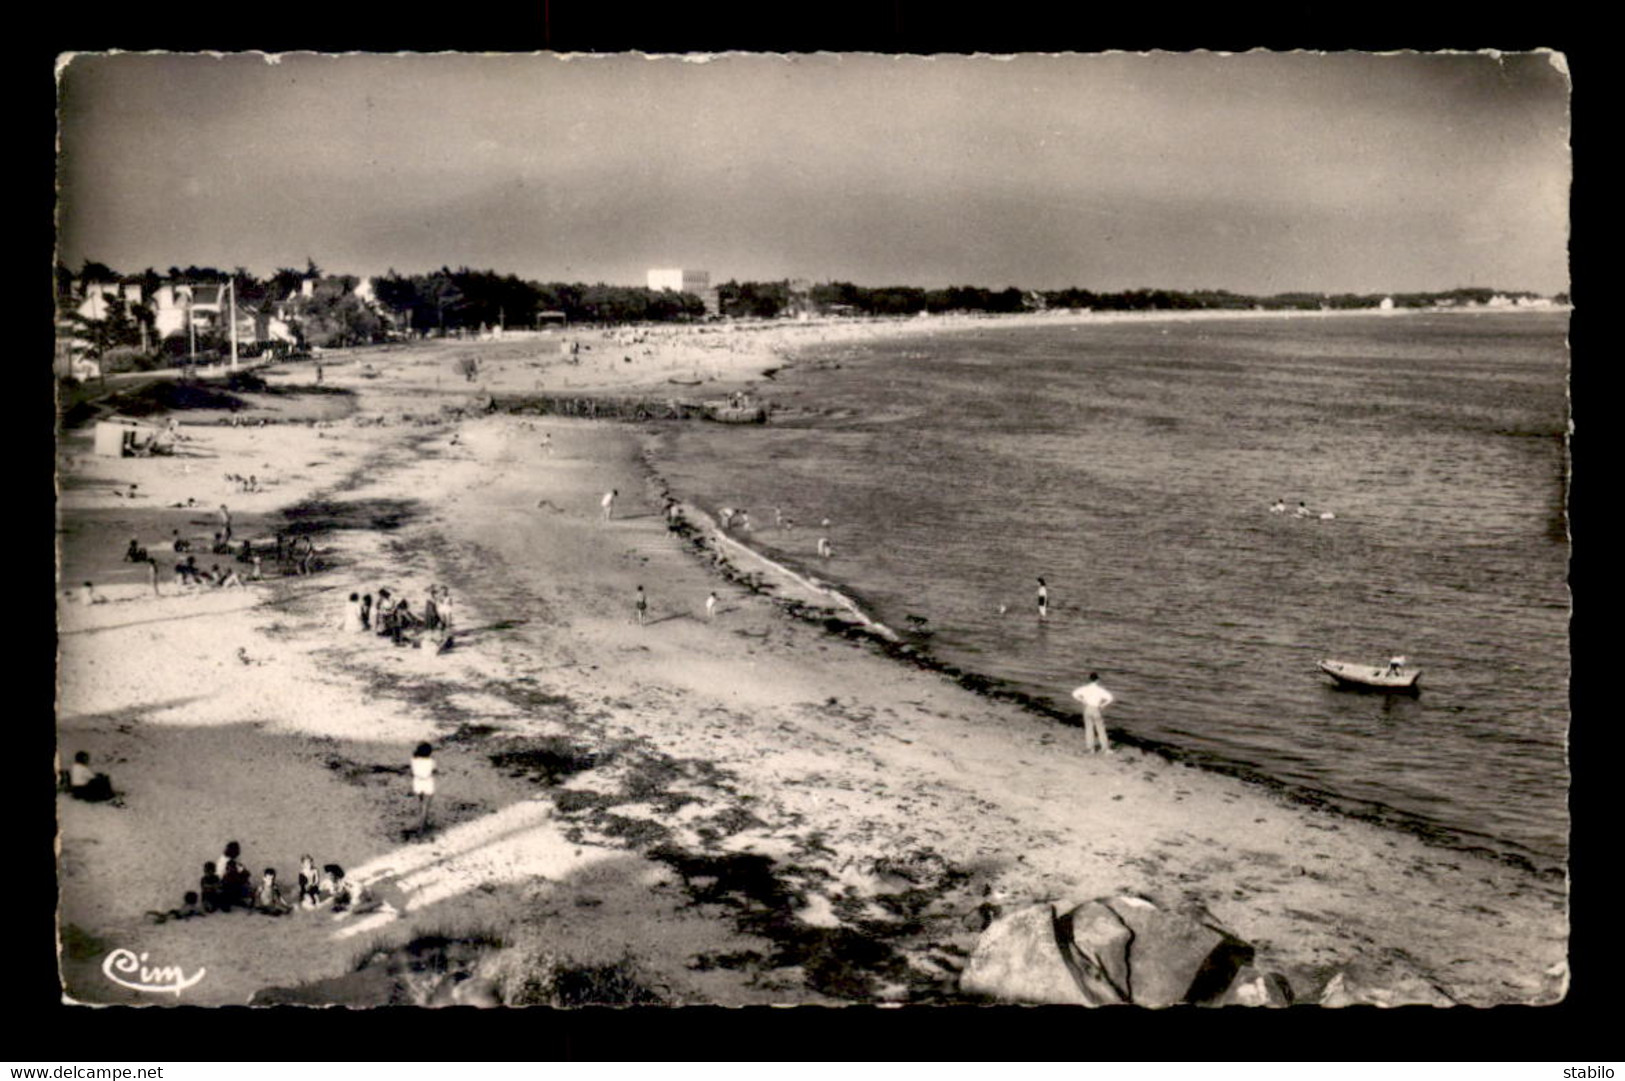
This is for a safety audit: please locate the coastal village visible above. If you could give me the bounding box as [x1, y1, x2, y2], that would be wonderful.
[54, 261, 1570, 1007]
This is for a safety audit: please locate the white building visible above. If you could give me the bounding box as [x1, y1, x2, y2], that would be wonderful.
[647, 268, 710, 294]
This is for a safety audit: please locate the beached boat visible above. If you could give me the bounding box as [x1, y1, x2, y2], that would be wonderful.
[1318, 659, 1421, 692]
[704, 403, 767, 424]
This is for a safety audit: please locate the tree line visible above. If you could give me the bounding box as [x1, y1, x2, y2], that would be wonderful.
[58, 256, 1560, 368]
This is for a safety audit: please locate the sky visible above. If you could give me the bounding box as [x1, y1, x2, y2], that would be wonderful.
[55, 51, 1572, 295]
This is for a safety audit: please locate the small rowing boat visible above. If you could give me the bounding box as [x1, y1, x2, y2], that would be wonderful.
[1318, 658, 1421, 692]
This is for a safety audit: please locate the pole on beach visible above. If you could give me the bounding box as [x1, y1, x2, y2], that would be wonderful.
[228, 279, 239, 372]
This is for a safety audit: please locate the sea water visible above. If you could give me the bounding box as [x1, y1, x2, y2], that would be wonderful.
[650, 311, 1571, 874]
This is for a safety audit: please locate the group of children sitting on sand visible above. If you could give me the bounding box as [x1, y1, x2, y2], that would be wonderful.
[148, 842, 375, 924]
[340, 585, 455, 650]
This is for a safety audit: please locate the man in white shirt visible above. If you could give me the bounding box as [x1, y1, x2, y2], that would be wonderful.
[1071, 673, 1115, 754]
[601, 489, 617, 521]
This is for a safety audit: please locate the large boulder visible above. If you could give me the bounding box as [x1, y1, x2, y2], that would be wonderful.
[962, 895, 1255, 1007]
[1057, 901, 1133, 1004]
[1095, 895, 1255, 1007]
[959, 904, 1095, 1005]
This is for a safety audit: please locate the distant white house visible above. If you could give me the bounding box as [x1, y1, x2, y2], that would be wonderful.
[75, 282, 142, 322]
[150, 283, 226, 338]
[647, 268, 720, 316]
[1378, 296, 1395, 311]
[647, 268, 710, 293]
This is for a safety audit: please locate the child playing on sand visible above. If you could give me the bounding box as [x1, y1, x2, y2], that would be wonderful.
[411, 743, 436, 835]
[219, 842, 253, 911]
[255, 869, 292, 915]
[65, 751, 115, 802]
[294, 536, 316, 576]
[297, 855, 322, 909]
[199, 864, 222, 913]
[79, 582, 107, 606]
[340, 593, 364, 633]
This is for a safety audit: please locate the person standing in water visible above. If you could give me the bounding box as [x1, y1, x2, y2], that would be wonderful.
[1036, 577, 1049, 621]
[1071, 673, 1115, 754]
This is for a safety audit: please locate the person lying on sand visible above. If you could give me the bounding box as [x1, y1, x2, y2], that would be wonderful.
[146, 891, 205, 924]
[320, 865, 376, 916]
[217, 567, 245, 589]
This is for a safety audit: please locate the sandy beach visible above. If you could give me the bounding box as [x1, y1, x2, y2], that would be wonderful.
[54, 310, 1569, 1008]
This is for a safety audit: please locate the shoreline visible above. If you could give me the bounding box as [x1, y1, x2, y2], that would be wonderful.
[646, 457, 1562, 881]
[54, 325, 1569, 1007]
